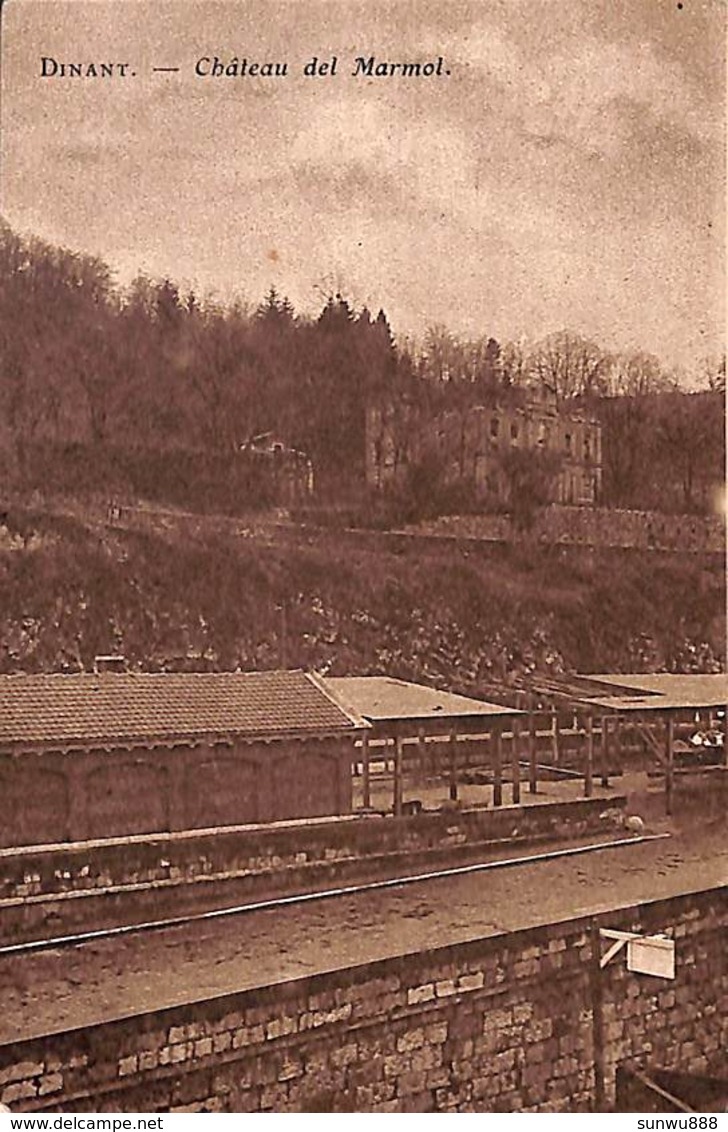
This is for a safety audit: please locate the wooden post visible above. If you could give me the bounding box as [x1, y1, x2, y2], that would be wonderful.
[449, 728, 458, 802]
[393, 735, 404, 816]
[590, 919, 606, 1111]
[585, 713, 594, 797]
[511, 716, 521, 805]
[493, 720, 503, 807]
[529, 698, 538, 794]
[418, 725, 427, 784]
[361, 732, 371, 809]
[665, 714, 674, 816]
[552, 706, 560, 765]
[600, 716, 610, 788]
[615, 713, 623, 772]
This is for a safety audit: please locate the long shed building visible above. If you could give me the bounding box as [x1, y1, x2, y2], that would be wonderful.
[0, 670, 368, 849]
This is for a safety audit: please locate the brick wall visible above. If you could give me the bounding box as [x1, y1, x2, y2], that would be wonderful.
[0, 885, 723, 1113]
[0, 796, 620, 943]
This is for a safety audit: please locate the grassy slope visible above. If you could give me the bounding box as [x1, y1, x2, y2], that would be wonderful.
[0, 510, 724, 687]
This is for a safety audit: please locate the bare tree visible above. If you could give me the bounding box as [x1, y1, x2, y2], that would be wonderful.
[531, 331, 611, 402]
[499, 339, 532, 389]
[699, 353, 726, 394]
[605, 351, 669, 398]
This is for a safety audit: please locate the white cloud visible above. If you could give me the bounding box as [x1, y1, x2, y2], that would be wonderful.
[420, 18, 720, 157]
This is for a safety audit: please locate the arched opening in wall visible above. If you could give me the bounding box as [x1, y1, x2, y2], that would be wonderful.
[85, 759, 169, 839]
[185, 750, 259, 829]
[0, 763, 69, 848]
[270, 751, 342, 820]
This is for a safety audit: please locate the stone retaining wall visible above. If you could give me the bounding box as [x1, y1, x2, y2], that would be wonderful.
[410, 505, 725, 554]
[0, 797, 621, 943]
[0, 885, 723, 1113]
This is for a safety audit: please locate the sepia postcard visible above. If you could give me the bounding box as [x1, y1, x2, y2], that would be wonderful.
[0, 0, 725, 1118]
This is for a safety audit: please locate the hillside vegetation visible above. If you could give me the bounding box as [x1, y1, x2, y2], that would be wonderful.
[0, 508, 723, 685]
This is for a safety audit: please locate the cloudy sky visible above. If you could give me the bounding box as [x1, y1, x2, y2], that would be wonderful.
[1, 0, 725, 372]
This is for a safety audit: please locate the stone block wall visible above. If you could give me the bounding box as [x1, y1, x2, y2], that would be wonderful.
[0, 885, 723, 1113]
[410, 506, 725, 555]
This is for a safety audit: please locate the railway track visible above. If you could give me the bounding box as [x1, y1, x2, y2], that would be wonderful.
[0, 831, 669, 958]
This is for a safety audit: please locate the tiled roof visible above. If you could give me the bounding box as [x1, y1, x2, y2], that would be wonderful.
[0, 670, 368, 748]
[324, 676, 523, 722]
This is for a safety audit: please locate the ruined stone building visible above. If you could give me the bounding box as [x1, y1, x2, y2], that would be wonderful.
[366, 391, 602, 506]
[239, 433, 315, 506]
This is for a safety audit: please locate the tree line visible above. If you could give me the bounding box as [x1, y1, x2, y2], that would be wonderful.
[0, 221, 723, 515]
[0, 222, 398, 491]
[408, 327, 724, 514]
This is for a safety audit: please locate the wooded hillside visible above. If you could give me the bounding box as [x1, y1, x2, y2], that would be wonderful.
[1, 222, 723, 517]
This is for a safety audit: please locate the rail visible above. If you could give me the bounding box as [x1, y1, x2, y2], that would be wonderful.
[0, 832, 669, 959]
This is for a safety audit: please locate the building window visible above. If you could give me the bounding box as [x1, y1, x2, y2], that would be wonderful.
[585, 438, 591, 461]
[510, 422, 519, 441]
[565, 433, 572, 455]
[490, 417, 500, 439]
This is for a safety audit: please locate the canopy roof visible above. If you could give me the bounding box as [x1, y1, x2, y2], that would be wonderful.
[576, 673, 727, 713]
[324, 675, 522, 734]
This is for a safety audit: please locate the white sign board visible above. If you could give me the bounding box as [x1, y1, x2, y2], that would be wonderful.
[627, 935, 675, 979]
